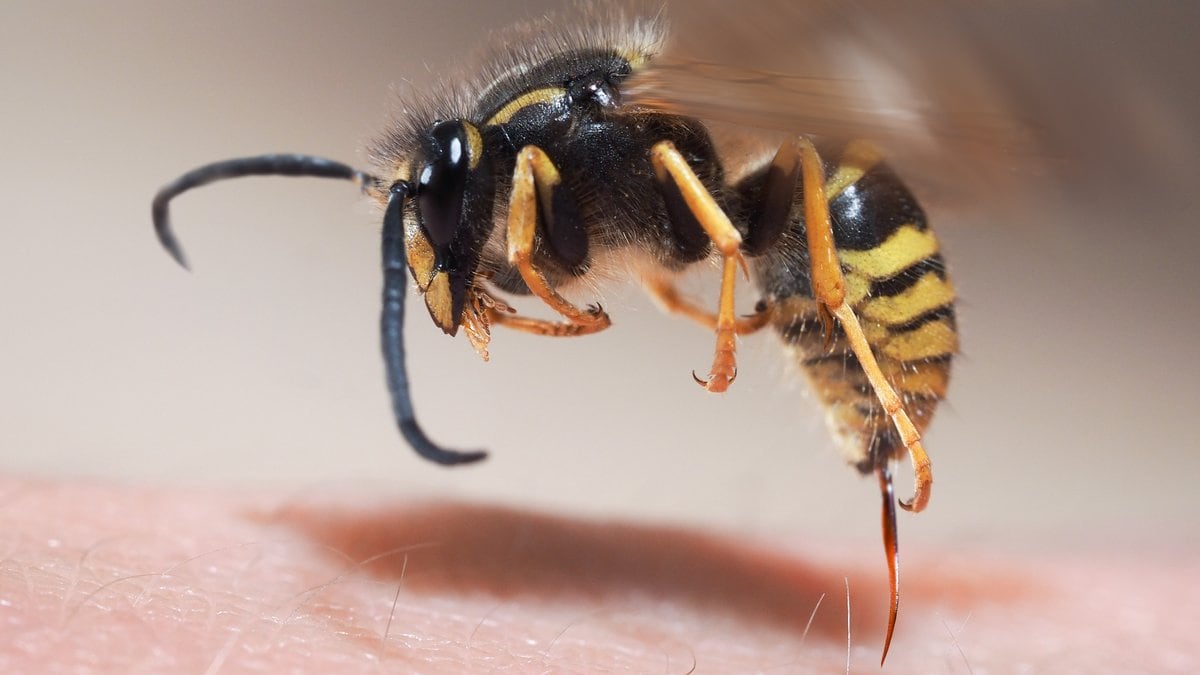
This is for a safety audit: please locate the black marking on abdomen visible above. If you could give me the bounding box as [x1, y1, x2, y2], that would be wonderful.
[868, 255, 946, 298]
[829, 163, 927, 251]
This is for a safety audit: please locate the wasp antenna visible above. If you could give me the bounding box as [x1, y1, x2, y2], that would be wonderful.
[151, 154, 379, 270]
[878, 462, 900, 666]
[380, 184, 487, 466]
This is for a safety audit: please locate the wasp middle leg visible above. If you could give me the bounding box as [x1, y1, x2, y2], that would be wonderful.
[649, 140, 751, 393]
[642, 274, 773, 335]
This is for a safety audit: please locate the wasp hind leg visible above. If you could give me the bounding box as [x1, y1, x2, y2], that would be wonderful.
[505, 145, 611, 337]
[795, 137, 933, 513]
[649, 141, 750, 393]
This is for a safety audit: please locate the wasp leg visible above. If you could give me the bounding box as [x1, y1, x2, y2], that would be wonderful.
[485, 307, 605, 337]
[649, 141, 747, 393]
[797, 138, 933, 513]
[641, 132, 804, 336]
[643, 274, 773, 335]
[507, 145, 611, 334]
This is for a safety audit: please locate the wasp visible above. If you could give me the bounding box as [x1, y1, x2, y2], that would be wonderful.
[153, 4, 967, 662]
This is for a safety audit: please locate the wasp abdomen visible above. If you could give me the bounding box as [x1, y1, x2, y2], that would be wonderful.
[746, 141, 958, 473]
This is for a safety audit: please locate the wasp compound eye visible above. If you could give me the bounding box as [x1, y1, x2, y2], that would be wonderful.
[417, 120, 472, 254]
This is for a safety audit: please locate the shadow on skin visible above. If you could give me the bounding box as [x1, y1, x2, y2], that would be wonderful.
[258, 500, 1029, 646]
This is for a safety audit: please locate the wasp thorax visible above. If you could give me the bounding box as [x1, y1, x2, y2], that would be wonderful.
[567, 70, 624, 108]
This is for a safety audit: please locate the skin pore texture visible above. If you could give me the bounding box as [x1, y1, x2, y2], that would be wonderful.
[2, 478, 1195, 674]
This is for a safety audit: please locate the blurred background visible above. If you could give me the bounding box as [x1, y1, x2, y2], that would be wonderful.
[2, 0, 1198, 556]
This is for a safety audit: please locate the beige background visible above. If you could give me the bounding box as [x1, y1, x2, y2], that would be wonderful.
[2, 0, 1198, 555]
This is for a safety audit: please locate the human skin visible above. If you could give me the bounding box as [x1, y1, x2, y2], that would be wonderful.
[1, 478, 1195, 674]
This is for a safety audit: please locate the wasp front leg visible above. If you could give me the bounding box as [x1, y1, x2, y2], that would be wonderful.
[649, 141, 749, 393]
[458, 286, 599, 364]
[486, 307, 606, 337]
[506, 145, 610, 336]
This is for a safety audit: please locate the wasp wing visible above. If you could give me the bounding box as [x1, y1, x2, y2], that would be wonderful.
[630, 1, 1197, 215]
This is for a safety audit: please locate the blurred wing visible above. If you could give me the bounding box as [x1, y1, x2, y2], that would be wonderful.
[630, 0, 1199, 215]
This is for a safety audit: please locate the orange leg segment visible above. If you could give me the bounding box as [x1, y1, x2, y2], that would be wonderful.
[486, 307, 608, 337]
[643, 275, 773, 335]
[649, 141, 748, 393]
[796, 137, 933, 513]
[506, 145, 611, 333]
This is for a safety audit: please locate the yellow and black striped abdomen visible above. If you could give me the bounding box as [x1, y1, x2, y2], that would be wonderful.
[753, 141, 957, 473]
